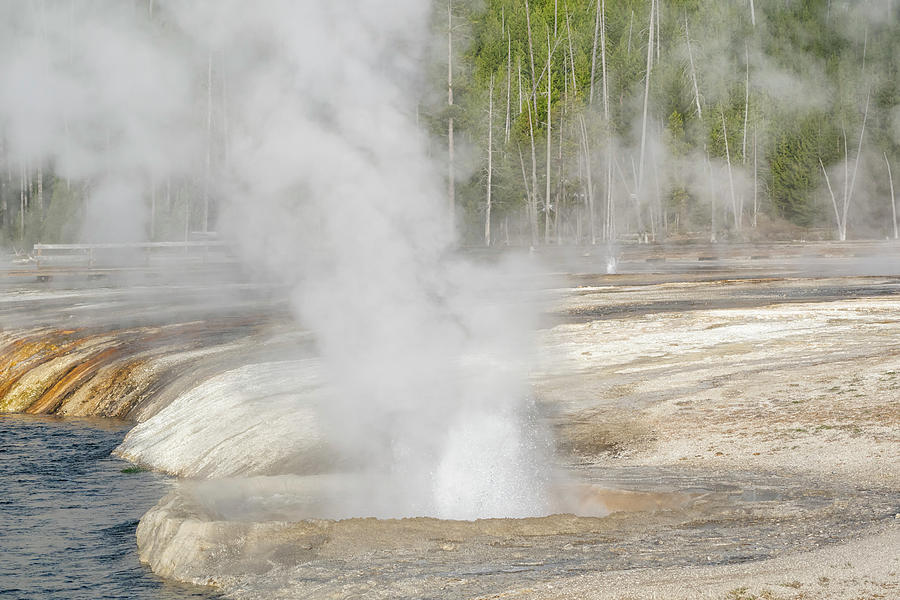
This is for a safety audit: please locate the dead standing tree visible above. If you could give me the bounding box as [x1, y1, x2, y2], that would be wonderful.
[588, 0, 612, 243]
[544, 30, 554, 244]
[684, 13, 702, 121]
[447, 3, 456, 227]
[600, 0, 612, 242]
[524, 0, 539, 118]
[202, 50, 212, 234]
[721, 111, 738, 230]
[525, 97, 539, 245]
[820, 92, 871, 241]
[505, 29, 512, 144]
[485, 74, 494, 246]
[885, 152, 898, 240]
[637, 0, 656, 239]
[578, 115, 595, 244]
[1, 138, 7, 232]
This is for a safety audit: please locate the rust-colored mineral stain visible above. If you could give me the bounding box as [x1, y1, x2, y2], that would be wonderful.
[0, 334, 83, 400]
[2, 318, 268, 416]
[82, 358, 157, 419]
[26, 346, 124, 415]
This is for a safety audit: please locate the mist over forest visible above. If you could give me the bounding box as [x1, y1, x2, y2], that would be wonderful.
[1, 0, 898, 249]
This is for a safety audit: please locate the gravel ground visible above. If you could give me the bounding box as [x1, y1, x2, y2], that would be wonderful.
[529, 276, 900, 599]
[495, 521, 899, 600]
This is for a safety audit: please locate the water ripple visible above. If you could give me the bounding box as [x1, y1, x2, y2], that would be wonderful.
[0, 415, 219, 600]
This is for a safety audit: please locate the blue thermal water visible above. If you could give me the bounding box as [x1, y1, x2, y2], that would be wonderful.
[0, 415, 219, 600]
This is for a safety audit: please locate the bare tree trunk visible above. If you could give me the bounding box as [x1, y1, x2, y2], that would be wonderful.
[576, 153, 583, 243]
[637, 0, 655, 211]
[579, 116, 596, 245]
[630, 156, 643, 235]
[554, 0, 558, 37]
[844, 91, 871, 239]
[524, 0, 538, 116]
[150, 180, 156, 240]
[63, 115, 71, 190]
[517, 145, 535, 244]
[742, 45, 750, 161]
[557, 67, 565, 244]
[564, 3, 577, 97]
[526, 103, 539, 246]
[885, 152, 897, 239]
[738, 52, 749, 227]
[685, 14, 702, 120]
[753, 126, 758, 228]
[842, 125, 849, 234]
[1, 138, 7, 231]
[485, 74, 494, 246]
[447, 3, 456, 226]
[707, 149, 716, 242]
[589, 0, 601, 105]
[605, 153, 613, 242]
[722, 112, 739, 230]
[627, 10, 634, 55]
[820, 158, 843, 240]
[184, 185, 190, 242]
[862, 26, 868, 75]
[600, 0, 612, 242]
[505, 29, 512, 144]
[613, 157, 635, 205]
[19, 164, 26, 242]
[656, 0, 661, 63]
[652, 153, 662, 240]
[203, 49, 212, 233]
[575, 190, 583, 242]
[600, 0, 609, 120]
[36, 164, 43, 224]
[221, 51, 231, 169]
[517, 56, 523, 115]
[749, 0, 756, 27]
[544, 31, 553, 244]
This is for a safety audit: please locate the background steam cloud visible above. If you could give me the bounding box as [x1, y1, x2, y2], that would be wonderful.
[0, 1, 551, 519]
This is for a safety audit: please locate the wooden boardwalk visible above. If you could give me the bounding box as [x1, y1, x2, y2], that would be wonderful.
[2, 241, 235, 281]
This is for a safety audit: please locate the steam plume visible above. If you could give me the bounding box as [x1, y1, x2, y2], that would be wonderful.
[0, 1, 550, 519]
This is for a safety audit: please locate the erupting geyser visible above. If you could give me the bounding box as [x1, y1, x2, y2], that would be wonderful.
[0, 1, 554, 520]
[204, 0, 555, 519]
